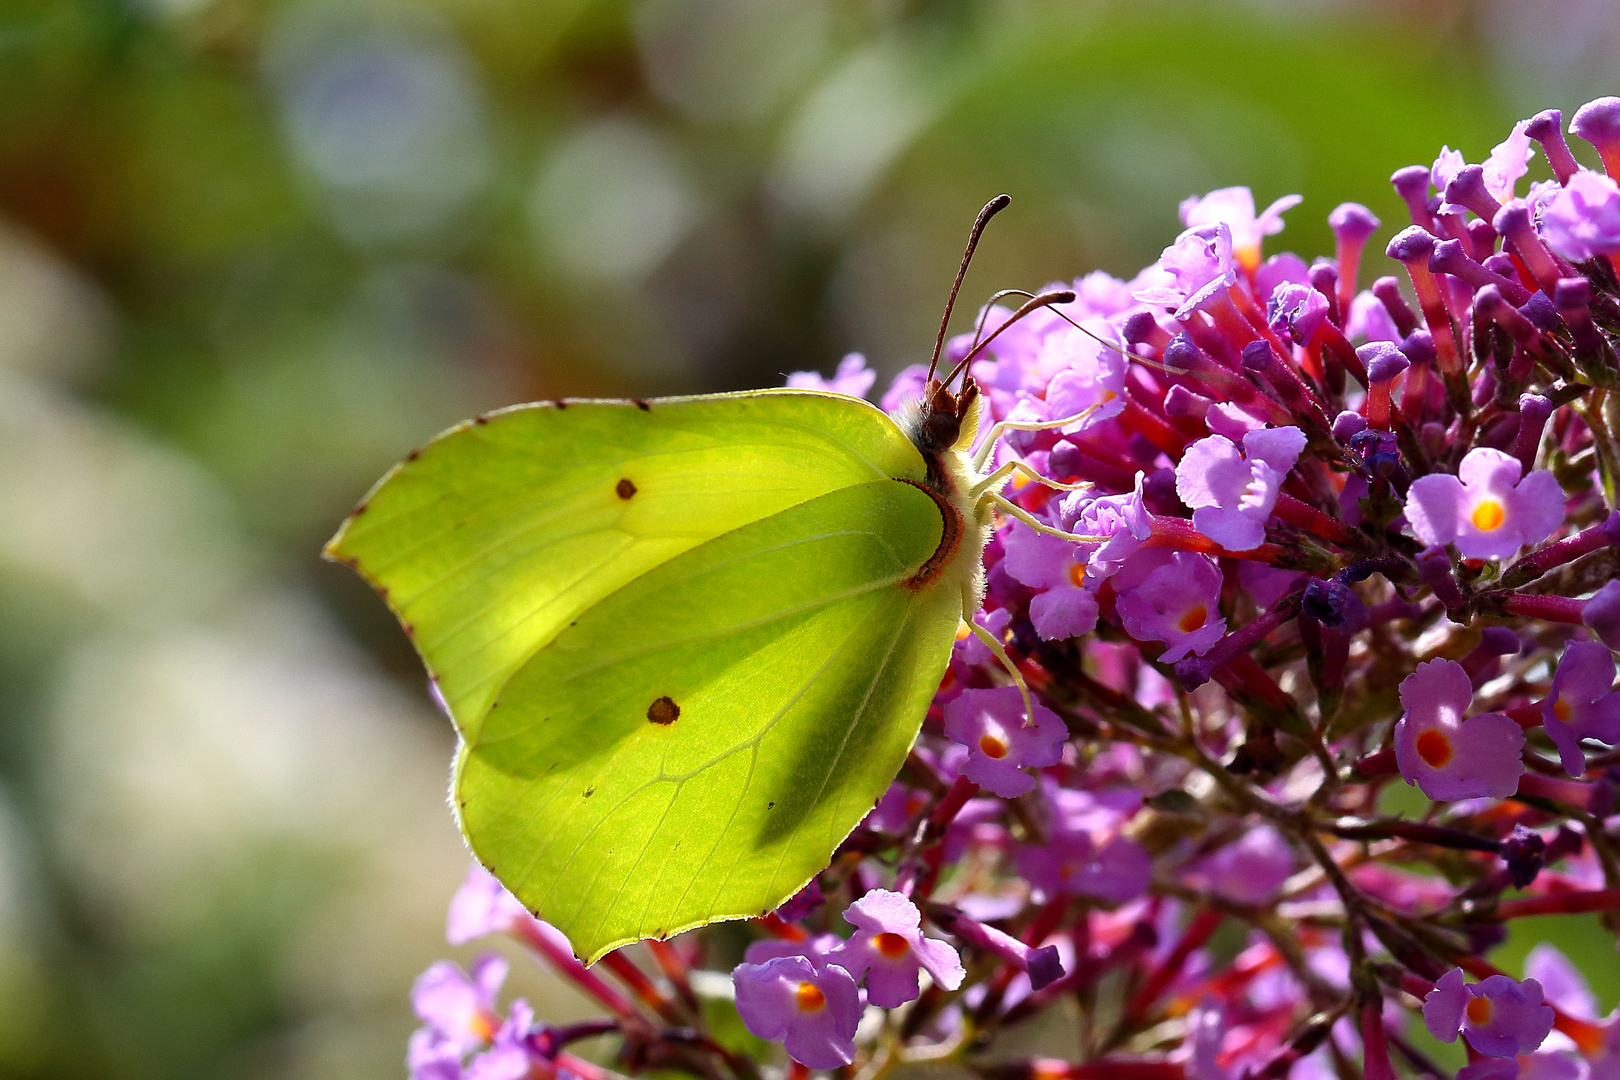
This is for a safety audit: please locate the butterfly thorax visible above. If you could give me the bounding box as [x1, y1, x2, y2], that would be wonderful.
[895, 376, 992, 616]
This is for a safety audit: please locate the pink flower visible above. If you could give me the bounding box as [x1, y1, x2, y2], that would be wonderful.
[1539, 169, 1620, 262]
[411, 954, 508, 1060]
[1405, 447, 1564, 560]
[1542, 640, 1620, 776]
[943, 686, 1066, 798]
[1133, 224, 1238, 308]
[1016, 829, 1150, 904]
[447, 864, 530, 945]
[1178, 187, 1302, 271]
[829, 889, 964, 1007]
[1394, 659, 1525, 801]
[733, 955, 862, 1069]
[786, 352, 876, 398]
[1174, 426, 1307, 551]
[1115, 551, 1227, 663]
[1424, 968, 1554, 1058]
[1001, 523, 1100, 641]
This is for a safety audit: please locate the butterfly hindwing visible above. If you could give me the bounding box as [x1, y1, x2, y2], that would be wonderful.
[456, 479, 964, 962]
[324, 392, 927, 739]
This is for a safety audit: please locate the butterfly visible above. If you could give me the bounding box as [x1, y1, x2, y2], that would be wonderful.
[324, 196, 1098, 963]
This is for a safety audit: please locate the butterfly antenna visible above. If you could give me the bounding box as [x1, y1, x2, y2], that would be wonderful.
[940, 288, 1074, 388]
[926, 194, 1012, 385]
[967, 288, 1036, 356]
[1047, 307, 1181, 376]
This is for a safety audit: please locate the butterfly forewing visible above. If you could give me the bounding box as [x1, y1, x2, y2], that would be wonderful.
[456, 479, 963, 963]
[324, 392, 927, 739]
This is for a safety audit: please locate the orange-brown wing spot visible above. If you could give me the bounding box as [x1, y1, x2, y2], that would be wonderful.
[616, 478, 638, 500]
[633, 398, 651, 411]
[895, 478, 963, 591]
[552, 399, 569, 410]
[406, 448, 421, 461]
[647, 696, 680, 725]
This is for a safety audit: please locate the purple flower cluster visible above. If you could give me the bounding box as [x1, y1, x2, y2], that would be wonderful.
[403, 98, 1620, 1080]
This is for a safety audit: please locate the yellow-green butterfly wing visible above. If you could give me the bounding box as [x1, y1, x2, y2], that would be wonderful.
[461, 479, 962, 959]
[326, 391, 930, 740]
[326, 389, 970, 960]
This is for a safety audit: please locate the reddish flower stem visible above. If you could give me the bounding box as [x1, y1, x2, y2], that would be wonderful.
[1486, 887, 1620, 920]
[1121, 395, 1188, 457]
[1501, 511, 1620, 586]
[755, 912, 808, 941]
[1125, 905, 1223, 1022]
[1516, 772, 1604, 810]
[644, 938, 701, 1017]
[1360, 1000, 1397, 1080]
[510, 919, 638, 1020]
[1272, 493, 1359, 545]
[598, 950, 684, 1025]
[1145, 515, 1287, 563]
[1500, 592, 1587, 624]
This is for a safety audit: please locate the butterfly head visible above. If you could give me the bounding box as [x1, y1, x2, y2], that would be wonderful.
[912, 375, 980, 453]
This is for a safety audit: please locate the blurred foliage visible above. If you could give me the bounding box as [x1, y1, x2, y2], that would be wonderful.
[1, 0, 1618, 1076]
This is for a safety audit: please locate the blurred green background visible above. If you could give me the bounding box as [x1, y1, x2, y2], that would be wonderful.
[1, 0, 1617, 1075]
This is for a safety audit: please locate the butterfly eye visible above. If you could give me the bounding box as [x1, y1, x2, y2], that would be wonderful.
[925, 409, 961, 449]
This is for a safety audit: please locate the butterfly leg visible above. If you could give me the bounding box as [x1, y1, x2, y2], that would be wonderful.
[965, 617, 1036, 728]
[980, 491, 1105, 545]
[971, 403, 1103, 472]
[969, 459, 1092, 503]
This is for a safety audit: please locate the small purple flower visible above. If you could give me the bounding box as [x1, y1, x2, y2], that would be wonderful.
[744, 933, 843, 969]
[1542, 640, 1620, 776]
[733, 955, 862, 1069]
[1423, 968, 1554, 1058]
[786, 353, 876, 399]
[1346, 290, 1401, 344]
[1134, 224, 1237, 308]
[1016, 829, 1150, 904]
[1040, 323, 1129, 432]
[1480, 120, 1536, 204]
[1394, 659, 1525, 801]
[1115, 551, 1226, 663]
[1525, 944, 1598, 1020]
[1192, 824, 1296, 904]
[1267, 282, 1329, 344]
[1058, 471, 1153, 581]
[942, 686, 1066, 798]
[952, 607, 1013, 670]
[411, 954, 507, 1059]
[1538, 170, 1620, 262]
[828, 889, 964, 1008]
[1174, 426, 1306, 551]
[1178, 187, 1302, 271]
[880, 363, 929, 414]
[1404, 447, 1564, 561]
[1001, 523, 1100, 641]
[447, 864, 530, 945]
[1585, 579, 1620, 650]
[463, 1000, 544, 1080]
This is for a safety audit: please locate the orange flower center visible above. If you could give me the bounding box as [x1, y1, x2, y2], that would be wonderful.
[874, 932, 910, 959]
[979, 733, 1009, 759]
[1466, 995, 1494, 1026]
[1471, 499, 1506, 532]
[1069, 562, 1087, 588]
[1178, 604, 1209, 634]
[470, 1010, 499, 1042]
[1553, 697, 1573, 723]
[1415, 728, 1454, 768]
[956, 621, 973, 642]
[795, 982, 826, 1012]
